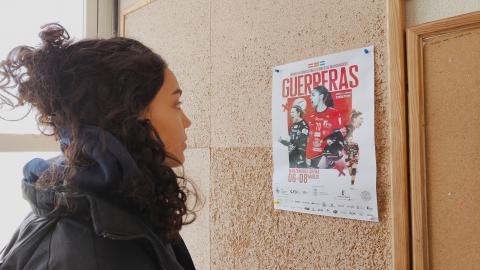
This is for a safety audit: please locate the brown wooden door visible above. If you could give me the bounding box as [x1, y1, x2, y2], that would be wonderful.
[407, 12, 480, 270]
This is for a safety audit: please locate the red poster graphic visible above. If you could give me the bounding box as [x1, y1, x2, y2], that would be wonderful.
[272, 46, 378, 222]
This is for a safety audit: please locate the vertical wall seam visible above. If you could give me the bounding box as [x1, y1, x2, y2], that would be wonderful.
[96, 0, 99, 37]
[208, 1, 213, 269]
[209, 0, 213, 149]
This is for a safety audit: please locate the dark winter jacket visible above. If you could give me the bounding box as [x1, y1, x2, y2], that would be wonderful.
[0, 126, 196, 270]
[0, 182, 195, 270]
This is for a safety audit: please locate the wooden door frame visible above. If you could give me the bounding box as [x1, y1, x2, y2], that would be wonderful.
[119, 0, 158, 37]
[406, 11, 480, 270]
[387, 0, 410, 269]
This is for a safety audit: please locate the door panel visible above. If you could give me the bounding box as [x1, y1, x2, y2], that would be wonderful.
[407, 12, 480, 270]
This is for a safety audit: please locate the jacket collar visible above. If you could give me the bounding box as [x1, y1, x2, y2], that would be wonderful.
[22, 178, 145, 236]
[58, 125, 144, 193]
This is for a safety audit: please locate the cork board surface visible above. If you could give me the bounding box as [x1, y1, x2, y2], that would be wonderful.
[124, 0, 392, 269]
[208, 0, 388, 149]
[423, 26, 480, 270]
[211, 148, 391, 270]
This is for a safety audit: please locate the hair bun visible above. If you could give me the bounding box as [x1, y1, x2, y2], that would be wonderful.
[39, 23, 70, 48]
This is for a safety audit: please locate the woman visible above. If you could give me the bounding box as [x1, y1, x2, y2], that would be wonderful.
[344, 134, 360, 185]
[0, 24, 198, 270]
[305, 85, 344, 168]
[343, 110, 363, 185]
[278, 105, 309, 168]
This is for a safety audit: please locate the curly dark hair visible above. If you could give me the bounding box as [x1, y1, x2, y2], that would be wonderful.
[0, 23, 198, 240]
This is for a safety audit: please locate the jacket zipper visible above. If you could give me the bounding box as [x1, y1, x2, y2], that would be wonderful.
[99, 232, 170, 270]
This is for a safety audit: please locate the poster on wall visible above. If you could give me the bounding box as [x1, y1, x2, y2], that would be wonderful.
[272, 46, 378, 222]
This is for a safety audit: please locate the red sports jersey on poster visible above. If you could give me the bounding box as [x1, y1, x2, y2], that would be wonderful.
[305, 107, 344, 159]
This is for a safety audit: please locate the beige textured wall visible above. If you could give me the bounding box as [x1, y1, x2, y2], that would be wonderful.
[406, 0, 480, 27]
[119, 0, 141, 12]
[123, 0, 392, 269]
